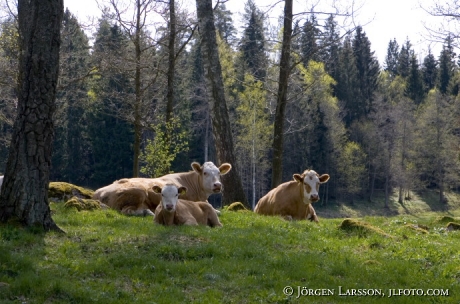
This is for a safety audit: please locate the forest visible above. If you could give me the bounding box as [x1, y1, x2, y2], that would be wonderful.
[0, 0, 459, 211]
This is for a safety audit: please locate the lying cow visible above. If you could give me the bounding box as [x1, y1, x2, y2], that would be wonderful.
[254, 170, 330, 222]
[93, 161, 231, 216]
[153, 184, 222, 227]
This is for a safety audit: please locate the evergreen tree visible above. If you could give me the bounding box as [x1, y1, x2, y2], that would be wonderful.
[384, 38, 399, 78]
[299, 15, 320, 67]
[239, 0, 267, 81]
[214, 3, 236, 46]
[336, 36, 359, 126]
[421, 49, 438, 94]
[87, 18, 134, 187]
[397, 39, 411, 78]
[319, 14, 341, 83]
[406, 53, 424, 104]
[352, 26, 380, 122]
[438, 35, 456, 95]
[52, 9, 91, 184]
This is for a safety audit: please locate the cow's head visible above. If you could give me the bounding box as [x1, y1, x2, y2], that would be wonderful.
[153, 184, 187, 212]
[191, 161, 232, 195]
[293, 170, 330, 203]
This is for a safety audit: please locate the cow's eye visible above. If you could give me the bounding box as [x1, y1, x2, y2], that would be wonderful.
[203, 172, 208, 176]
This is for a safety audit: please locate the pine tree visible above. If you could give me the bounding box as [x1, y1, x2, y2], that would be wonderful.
[87, 19, 134, 187]
[421, 49, 438, 94]
[352, 26, 380, 122]
[406, 53, 424, 104]
[384, 38, 399, 78]
[239, 0, 267, 81]
[299, 15, 320, 67]
[438, 35, 456, 95]
[214, 3, 236, 46]
[336, 36, 359, 126]
[52, 9, 91, 184]
[319, 14, 341, 83]
[397, 39, 411, 78]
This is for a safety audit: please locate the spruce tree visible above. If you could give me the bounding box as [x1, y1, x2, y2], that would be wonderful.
[406, 53, 424, 104]
[52, 9, 91, 184]
[438, 35, 456, 95]
[384, 38, 399, 78]
[87, 19, 134, 187]
[239, 0, 267, 81]
[421, 49, 438, 94]
[299, 15, 320, 67]
[351, 26, 379, 123]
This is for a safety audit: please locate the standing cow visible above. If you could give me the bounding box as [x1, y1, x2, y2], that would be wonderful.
[254, 170, 330, 222]
[93, 161, 231, 216]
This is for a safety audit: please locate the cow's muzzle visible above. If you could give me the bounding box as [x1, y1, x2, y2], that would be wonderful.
[310, 194, 319, 202]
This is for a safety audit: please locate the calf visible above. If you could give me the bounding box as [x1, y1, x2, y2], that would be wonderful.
[254, 170, 330, 222]
[153, 184, 222, 227]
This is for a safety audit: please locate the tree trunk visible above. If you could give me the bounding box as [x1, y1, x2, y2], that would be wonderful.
[0, 0, 64, 231]
[166, 0, 176, 122]
[195, 0, 248, 207]
[132, 0, 142, 177]
[271, 0, 292, 188]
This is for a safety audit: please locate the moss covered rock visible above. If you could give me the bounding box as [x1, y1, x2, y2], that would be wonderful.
[64, 196, 102, 211]
[48, 182, 94, 202]
[339, 218, 393, 238]
[404, 224, 429, 234]
[225, 202, 248, 212]
[446, 222, 460, 231]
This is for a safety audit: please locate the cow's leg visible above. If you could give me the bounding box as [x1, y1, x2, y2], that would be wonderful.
[183, 218, 199, 226]
[307, 205, 319, 223]
[121, 206, 154, 216]
[207, 210, 223, 227]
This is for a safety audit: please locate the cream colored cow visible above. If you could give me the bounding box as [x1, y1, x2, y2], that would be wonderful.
[254, 170, 330, 222]
[153, 184, 222, 227]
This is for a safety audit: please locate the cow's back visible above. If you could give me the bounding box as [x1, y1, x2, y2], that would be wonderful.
[157, 171, 206, 201]
[255, 181, 307, 219]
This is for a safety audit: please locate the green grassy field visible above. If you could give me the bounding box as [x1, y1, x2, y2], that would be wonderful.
[1, 192, 460, 303]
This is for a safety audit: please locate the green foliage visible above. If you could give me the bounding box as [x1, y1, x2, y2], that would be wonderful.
[1, 203, 460, 303]
[140, 117, 189, 177]
[337, 141, 367, 196]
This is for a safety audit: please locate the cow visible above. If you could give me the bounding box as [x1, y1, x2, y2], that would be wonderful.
[92, 161, 232, 216]
[153, 184, 222, 227]
[254, 169, 330, 222]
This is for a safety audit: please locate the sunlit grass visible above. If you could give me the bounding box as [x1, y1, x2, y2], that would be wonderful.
[1, 201, 459, 303]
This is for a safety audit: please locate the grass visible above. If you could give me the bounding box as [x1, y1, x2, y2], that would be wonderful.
[1, 192, 460, 303]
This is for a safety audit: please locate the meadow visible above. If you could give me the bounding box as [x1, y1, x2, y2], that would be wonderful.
[1, 191, 460, 303]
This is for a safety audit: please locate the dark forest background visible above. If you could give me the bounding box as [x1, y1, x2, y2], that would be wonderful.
[1, 1, 459, 209]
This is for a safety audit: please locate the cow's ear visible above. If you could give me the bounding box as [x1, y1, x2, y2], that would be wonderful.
[191, 162, 202, 174]
[293, 174, 304, 183]
[152, 185, 162, 194]
[178, 186, 187, 195]
[219, 163, 232, 175]
[319, 174, 330, 183]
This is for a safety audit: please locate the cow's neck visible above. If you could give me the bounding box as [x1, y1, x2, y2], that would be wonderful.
[179, 171, 208, 201]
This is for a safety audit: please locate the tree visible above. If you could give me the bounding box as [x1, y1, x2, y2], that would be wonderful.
[415, 90, 460, 203]
[384, 38, 399, 78]
[271, 0, 293, 188]
[299, 14, 320, 67]
[239, 0, 267, 81]
[438, 35, 456, 95]
[51, 9, 91, 184]
[195, 0, 248, 206]
[421, 49, 438, 94]
[352, 26, 380, 122]
[397, 39, 411, 78]
[0, 0, 63, 231]
[406, 53, 424, 104]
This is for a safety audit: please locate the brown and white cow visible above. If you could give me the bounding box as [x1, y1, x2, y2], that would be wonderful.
[153, 184, 222, 227]
[92, 161, 232, 216]
[254, 170, 330, 222]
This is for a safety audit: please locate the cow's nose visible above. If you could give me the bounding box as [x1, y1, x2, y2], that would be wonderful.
[213, 182, 222, 192]
[310, 194, 319, 201]
[166, 204, 174, 211]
